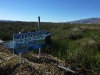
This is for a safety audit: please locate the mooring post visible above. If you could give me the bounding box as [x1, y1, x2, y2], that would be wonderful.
[38, 48, 41, 59]
[19, 53, 22, 64]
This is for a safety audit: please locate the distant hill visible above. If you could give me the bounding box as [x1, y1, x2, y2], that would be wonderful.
[0, 19, 36, 23]
[67, 18, 100, 24]
[0, 19, 18, 22]
[1, 18, 100, 24]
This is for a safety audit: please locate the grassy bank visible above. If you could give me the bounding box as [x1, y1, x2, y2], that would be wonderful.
[0, 21, 100, 74]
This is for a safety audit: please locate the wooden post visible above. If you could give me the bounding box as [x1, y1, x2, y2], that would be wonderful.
[38, 16, 40, 30]
[13, 34, 14, 56]
[19, 53, 22, 64]
[13, 50, 14, 56]
[38, 48, 41, 59]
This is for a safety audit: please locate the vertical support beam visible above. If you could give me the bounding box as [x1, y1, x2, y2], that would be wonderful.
[38, 16, 40, 30]
[13, 50, 14, 56]
[19, 53, 22, 64]
[38, 48, 41, 59]
[13, 34, 14, 56]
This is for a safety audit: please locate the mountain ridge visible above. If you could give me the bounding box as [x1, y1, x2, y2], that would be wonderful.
[1, 17, 100, 24]
[67, 17, 100, 24]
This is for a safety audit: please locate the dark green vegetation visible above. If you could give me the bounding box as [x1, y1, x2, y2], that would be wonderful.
[0, 21, 100, 74]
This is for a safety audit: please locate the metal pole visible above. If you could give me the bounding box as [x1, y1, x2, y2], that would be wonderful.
[13, 50, 14, 56]
[58, 65, 75, 73]
[19, 53, 21, 64]
[38, 16, 40, 30]
[38, 48, 41, 59]
[13, 35, 14, 56]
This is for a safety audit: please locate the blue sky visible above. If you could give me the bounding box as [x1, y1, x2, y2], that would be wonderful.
[0, 0, 100, 22]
